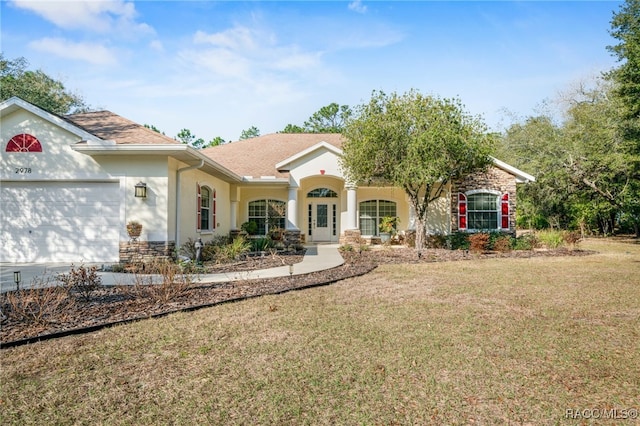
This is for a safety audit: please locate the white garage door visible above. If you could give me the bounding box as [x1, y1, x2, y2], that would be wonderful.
[0, 181, 120, 263]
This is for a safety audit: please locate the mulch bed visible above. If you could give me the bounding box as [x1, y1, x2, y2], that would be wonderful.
[0, 247, 594, 348]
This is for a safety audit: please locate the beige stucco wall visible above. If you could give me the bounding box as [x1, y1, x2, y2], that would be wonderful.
[1, 109, 107, 181]
[97, 156, 170, 242]
[170, 158, 232, 247]
[237, 186, 288, 229]
[287, 148, 342, 187]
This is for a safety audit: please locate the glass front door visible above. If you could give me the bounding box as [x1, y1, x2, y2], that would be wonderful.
[311, 202, 333, 241]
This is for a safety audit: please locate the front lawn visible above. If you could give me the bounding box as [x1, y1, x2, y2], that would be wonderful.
[1, 239, 638, 424]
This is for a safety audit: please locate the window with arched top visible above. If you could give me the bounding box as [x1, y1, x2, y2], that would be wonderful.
[458, 191, 509, 231]
[5, 134, 43, 152]
[197, 184, 216, 232]
[307, 188, 338, 198]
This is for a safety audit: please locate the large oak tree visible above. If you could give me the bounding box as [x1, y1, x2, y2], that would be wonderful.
[0, 54, 87, 114]
[341, 90, 495, 250]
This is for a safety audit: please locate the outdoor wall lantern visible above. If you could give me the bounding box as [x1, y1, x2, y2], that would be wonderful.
[14, 271, 21, 291]
[134, 181, 147, 198]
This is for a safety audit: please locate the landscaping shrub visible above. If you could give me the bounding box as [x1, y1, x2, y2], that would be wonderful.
[214, 236, 251, 263]
[469, 233, 490, 252]
[130, 260, 194, 304]
[447, 232, 470, 250]
[426, 234, 447, 249]
[404, 230, 416, 248]
[240, 221, 259, 235]
[562, 231, 582, 250]
[513, 233, 539, 250]
[57, 264, 102, 301]
[340, 244, 354, 252]
[492, 235, 513, 252]
[537, 230, 565, 249]
[250, 236, 274, 252]
[2, 279, 75, 326]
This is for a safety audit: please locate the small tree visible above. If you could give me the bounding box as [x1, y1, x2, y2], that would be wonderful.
[341, 90, 494, 250]
[280, 103, 352, 133]
[303, 102, 352, 133]
[239, 126, 260, 140]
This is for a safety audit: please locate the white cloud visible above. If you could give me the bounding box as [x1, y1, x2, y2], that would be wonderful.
[28, 37, 118, 65]
[10, 0, 153, 36]
[185, 25, 323, 78]
[348, 1, 367, 14]
[193, 27, 258, 51]
[149, 40, 164, 52]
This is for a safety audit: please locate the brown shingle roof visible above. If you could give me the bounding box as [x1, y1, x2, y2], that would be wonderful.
[65, 111, 180, 145]
[201, 133, 344, 179]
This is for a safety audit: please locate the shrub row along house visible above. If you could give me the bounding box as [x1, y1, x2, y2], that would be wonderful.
[0, 97, 535, 263]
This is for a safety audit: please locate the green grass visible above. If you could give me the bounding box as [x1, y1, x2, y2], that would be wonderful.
[1, 239, 639, 425]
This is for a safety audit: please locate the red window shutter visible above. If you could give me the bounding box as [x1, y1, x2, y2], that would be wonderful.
[501, 193, 509, 229]
[196, 183, 202, 232]
[458, 193, 467, 230]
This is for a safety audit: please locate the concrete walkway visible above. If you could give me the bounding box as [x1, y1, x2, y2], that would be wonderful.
[0, 244, 344, 291]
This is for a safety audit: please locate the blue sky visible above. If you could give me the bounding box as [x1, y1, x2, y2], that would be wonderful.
[1, 1, 622, 142]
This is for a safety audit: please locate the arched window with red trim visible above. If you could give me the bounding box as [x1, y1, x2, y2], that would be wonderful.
[459, 191, 510, 231]
[6, 134, 43, 152]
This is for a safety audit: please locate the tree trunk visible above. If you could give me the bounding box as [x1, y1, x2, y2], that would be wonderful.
[414, 214, 428, 251]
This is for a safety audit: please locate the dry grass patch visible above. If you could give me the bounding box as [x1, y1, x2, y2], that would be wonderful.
[1, 240, 639, 425]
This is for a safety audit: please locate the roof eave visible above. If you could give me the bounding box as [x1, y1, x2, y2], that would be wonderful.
[275, 141, 343, 170]
[491, 157, 536, 183]
[71, 144, 243, 182]
[1, 97, 104, 143]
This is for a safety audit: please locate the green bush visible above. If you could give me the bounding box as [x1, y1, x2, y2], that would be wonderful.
[447, 232, 470, 250]
[213, 237, 251, 263]
[426, 234, 448, 249]
[513, 233, 539, 250]
[241, 221, 259, 235]
[537, 230, 565, 249]
[251, 236, 274, 252]
[181, 237, 222, 262]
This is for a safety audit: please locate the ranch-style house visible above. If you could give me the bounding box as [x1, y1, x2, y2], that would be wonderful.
[0, 97, 535, 263]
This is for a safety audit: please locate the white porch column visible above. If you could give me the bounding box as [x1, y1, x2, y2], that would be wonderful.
[346, 185, 358, 230]
[230, 201, 238, 230]
[286, 185, 299, 230]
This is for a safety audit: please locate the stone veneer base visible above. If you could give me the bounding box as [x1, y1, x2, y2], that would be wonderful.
[119, 241, 176, 263]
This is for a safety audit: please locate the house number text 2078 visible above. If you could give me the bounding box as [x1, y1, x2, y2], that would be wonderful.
[15, 167, 32, 174]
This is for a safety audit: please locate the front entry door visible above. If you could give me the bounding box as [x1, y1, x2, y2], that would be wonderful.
[310, 202, 334, 241]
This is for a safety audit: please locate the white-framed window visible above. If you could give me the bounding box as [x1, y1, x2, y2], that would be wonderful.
[359, 200, 397, 236]
[197, 184, 216, 232]
[458, 191, 509, 231]
[248, 199, 286, 235]
[307, 188, 338, 198]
